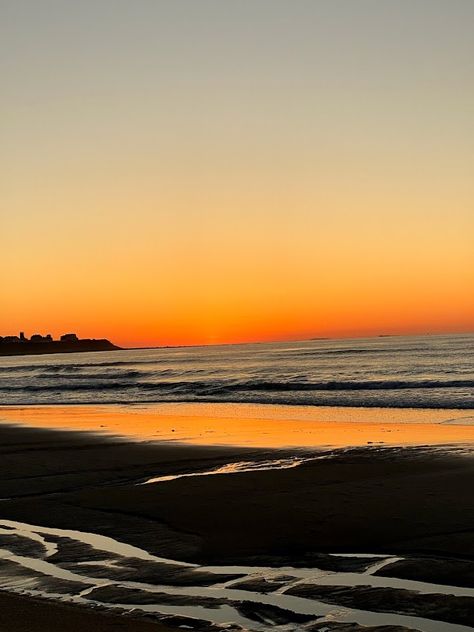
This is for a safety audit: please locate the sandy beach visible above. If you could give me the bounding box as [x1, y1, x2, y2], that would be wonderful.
[0, 403, 473, 630]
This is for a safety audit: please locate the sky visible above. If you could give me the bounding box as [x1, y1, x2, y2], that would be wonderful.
[2, 0, 473, 347]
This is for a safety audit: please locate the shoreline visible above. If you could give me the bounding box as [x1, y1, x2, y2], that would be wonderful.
[0, 405, 473, 630]
[2, 400, 474, 410]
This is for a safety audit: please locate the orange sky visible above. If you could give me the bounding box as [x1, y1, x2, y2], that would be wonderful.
[2, 2, 473, 347]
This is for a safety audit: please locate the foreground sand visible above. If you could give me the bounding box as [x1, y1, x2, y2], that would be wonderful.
[0, 421, 473, 561]
[0, 591, 423, 632]
[0, 405, 473, 630]
[0, 591, 178, 632]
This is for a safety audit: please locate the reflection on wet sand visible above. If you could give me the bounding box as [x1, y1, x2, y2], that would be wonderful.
[1, 402, 474, 448]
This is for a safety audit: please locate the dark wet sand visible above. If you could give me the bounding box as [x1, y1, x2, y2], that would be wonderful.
[1, 424, 472, 562]
[0, 590, 178, 632]
[0, 591, 418, 632]
[0, 422, 473, 629]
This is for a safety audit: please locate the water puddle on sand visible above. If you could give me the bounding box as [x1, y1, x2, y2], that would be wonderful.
[141, 456, 316, 485]
[0, 519, 472, 632]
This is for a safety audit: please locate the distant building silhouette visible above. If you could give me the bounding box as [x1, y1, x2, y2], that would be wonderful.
[0, 332, 81, 343]
[1, 332, 56, 344]
[31, 334, 53, 342]
[3, 336, 21, 343]
[61, 333, 79, 342]
[0, 331, 119, 355]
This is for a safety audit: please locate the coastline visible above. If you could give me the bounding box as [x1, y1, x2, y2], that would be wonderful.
[0, 339, 120, 357]
[0, 403, 473, 630]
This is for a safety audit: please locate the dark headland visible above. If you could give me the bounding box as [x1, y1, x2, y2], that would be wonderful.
[0, 332, 121, 356]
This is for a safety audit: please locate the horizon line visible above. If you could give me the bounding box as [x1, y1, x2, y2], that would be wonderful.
[122, 329, 474, 351]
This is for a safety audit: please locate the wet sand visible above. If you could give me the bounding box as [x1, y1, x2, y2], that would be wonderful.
[0, 404, 473, 630]
[2, 402, 474, 447]
[0, 419, 473, 562]
[0, 591, 178, 632]
[0, 591, 422, 632]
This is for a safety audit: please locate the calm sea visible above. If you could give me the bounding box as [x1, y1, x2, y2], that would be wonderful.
[0, 334, 473, 409]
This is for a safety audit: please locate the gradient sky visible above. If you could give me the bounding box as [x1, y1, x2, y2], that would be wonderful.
[2, 0, 473, 346]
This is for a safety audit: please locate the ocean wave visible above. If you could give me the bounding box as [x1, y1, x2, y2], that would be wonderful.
[1, 377, 473, 394]
[0, 359, 167, 373]
[296, 347, 434, 356]
[210, 379, 474, 392]
[1, 336, 472, 409]
[35, 369, 145, 380]
[0, 381, 142, 392]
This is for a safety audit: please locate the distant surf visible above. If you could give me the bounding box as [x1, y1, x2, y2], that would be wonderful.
[0, 333, 472, 409]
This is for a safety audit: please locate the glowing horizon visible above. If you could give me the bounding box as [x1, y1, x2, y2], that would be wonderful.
[2, 1, 473, 347]
[2, 325, 472, 351]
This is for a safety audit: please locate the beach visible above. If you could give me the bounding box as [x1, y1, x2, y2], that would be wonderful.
[0, 403, 473, 631]
[4, 0, 474, 627]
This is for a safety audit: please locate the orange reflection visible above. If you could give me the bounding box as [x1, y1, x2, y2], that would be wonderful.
[1, 403, 473, 449]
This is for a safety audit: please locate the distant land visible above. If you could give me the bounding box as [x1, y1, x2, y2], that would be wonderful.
[0, 332, 121, 356]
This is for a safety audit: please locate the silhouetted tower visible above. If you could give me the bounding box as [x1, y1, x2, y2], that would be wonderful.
[19, 332, 26, 342]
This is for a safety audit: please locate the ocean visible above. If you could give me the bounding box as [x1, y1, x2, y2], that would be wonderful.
[0, 333, 473, 409]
